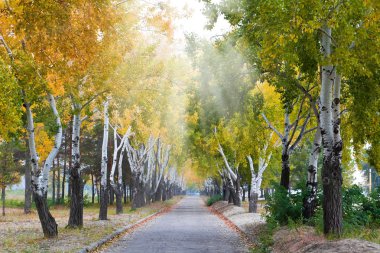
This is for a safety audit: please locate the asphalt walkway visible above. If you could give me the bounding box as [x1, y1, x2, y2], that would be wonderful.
[102, 196, 248, 253]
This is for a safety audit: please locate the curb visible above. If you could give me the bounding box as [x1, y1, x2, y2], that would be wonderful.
[208, 204, 258, 248]
[78, 210, 163, 253]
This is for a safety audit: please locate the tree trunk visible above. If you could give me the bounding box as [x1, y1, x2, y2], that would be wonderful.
[52, 168, 56, 204]
[162, 182, 167, 202]
[242, 187, 246, 202]
[62, 129, 67, 205]
[24, 157, 32, 214]
[320, 26, 343, 236]
[115, 186, 123, 214]
[303, 128, 321, 219]
[234, 177, 242, 207]
[57, 156, 60, 204]
[224, 184, 230, 202]
[123, 181, 127, 204]
[155, 181, 163, 202]
[68, 112, 83, 228]
[25, 94, 62, 238]
[99, 185, 109, 219]
[280, 150, 290, 190]
[68, 168, 83, 228]
[99, 100, 109, 220]
[249, 192, 258, 213]
[132, 180, 145, 209]
[109, 187, 114, 205]
[34, 192, 58, 237]
[2, 187, 5, 216]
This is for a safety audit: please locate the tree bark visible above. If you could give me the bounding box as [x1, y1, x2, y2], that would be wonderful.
[303, 128, 321, 219]
[320, 26, 343, 236]
[68, 112, 84, 227]
[280, 150, 290, 189]
[52, 167, 56, 204]
[62, 129, 68, 204]
[2, 187, 5, 216]
[68, 167, 83, 227]
[24, 155, 32, 214]
[34, 192, 58, 238]
[99, 100, 109, 220]
[57, 156, 60, 204]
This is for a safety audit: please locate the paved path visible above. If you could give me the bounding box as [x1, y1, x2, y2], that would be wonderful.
[102, 196, 248, 253]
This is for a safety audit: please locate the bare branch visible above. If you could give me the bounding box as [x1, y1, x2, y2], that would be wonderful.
[261, 113, 283, 140]
[290, 113, 310, 152]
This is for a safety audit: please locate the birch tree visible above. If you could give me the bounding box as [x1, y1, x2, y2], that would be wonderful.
[247, 140, 272, 213]
[0, 33, 62, 238]
[99, 100, 110, 220]
[216, 141, 242, 207]
[262, 96, 315, 190]
[109, 126, 133, 214]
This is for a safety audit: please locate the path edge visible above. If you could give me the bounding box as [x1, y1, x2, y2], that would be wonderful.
[78, 210, 163, 253]
[207, 203, 258, 248]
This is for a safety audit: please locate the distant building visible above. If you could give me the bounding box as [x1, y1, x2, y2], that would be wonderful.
[363, 162, 380, 192]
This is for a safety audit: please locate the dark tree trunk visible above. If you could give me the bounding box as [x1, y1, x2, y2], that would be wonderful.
[162, 183, 168, 201]
[2, 187, 5, 216]
[109, 187, 114, 205]
[34, 192, 58, 238]
[242, 187, 246, 202]
[280, 151, 290, 190]
[249, 192, 258, 213]
[228, 188, 234, 204]
[233, 177, 241, 207]
[123, 182, 127, 204]
[322, 151, 343, 236]
[57, 156, 60, 204]
[68, 128, 73, 199]
[99, 185, 108, 220]
[52, 168, 56, 204]
[114, 185, 123, 214]
[303, 166, 318, 219]
[224, 184, 230, 201]
[132, 178, 145, 209]
[222, 182, 227, 201]
[129, 185, 133, 202]
[155, 181, 163, 202]
[145, 188, 151, 205]
[248, 184, 251, 201]
[68, 168, 83, 228]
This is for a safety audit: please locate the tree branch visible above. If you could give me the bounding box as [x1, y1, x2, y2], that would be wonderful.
[261, 113, 284, 140]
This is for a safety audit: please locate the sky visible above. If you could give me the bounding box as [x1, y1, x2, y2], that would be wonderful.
[167, 0, 231, 51]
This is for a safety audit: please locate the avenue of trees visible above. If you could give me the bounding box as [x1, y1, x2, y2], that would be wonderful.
[0, 0, 379, 242]
[190, 0, 379, 237]
[0, 0, 185, 238]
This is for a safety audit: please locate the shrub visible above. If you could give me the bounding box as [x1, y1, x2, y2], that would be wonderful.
[265, 183, 306, 226]
[206, 194, 222, 206]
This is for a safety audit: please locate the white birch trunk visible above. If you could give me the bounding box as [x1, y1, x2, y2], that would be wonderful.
[320, 25, 343, 235]
[27, 94, 62, 197]
[100, 100, 109, 189]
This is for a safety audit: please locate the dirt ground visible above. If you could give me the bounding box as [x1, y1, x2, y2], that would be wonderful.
[210, 201, 380, 253]
[0, 197, 181, 253]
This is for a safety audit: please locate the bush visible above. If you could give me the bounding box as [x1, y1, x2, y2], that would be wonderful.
[206, 194, 222, 206]
[342, 185, 380, 229]
[265, 183, 306, 226]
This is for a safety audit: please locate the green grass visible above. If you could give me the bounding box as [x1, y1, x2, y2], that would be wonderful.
[206, 194, 222, 206]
